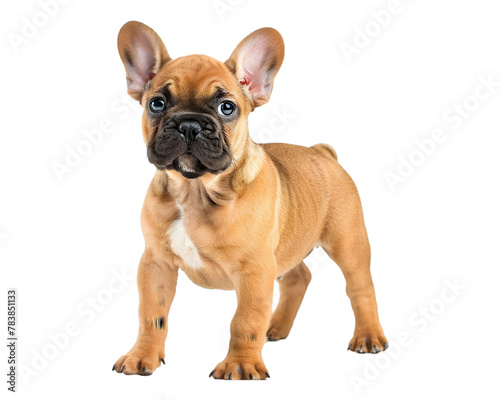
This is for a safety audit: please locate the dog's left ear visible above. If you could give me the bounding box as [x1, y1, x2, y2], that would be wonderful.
[117, 21, 171, 101]
[225, 28, 284, 108]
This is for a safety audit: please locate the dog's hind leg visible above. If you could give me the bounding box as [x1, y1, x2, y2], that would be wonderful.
[320, 168, 388, 354]
[266, 261, 311, 342]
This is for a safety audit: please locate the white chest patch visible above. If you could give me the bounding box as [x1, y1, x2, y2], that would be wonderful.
[167, 209, 203, 270]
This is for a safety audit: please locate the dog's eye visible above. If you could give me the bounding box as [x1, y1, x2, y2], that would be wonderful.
[149, 98, 166, 113]
[217, 101, 236, 116]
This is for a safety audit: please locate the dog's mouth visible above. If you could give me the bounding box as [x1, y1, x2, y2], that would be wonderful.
[146, 115, 233, 179]
[171, 154, 212, 179]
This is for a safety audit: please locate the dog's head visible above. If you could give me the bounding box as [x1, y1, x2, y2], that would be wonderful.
[117, 21, 284, 179]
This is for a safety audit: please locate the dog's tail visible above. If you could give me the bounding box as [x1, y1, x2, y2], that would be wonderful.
[311, 143, 338, 161]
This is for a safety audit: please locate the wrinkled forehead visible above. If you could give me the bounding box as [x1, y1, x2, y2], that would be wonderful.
[150, 55, 239, 100]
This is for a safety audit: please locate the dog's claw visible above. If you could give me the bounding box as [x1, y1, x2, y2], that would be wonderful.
[372, 345, 379, 354]
[357, 345, 364, 353]
[120, 365, 125, 373]
[161, 358, 165, 365]
[265, 372, 270, 378]
[228, 372, 232, 380]
[112, 364, 116, 371]
[384, 343, 389, 350]
[249, 373, 254, 380]
[209, 369, 215, 378]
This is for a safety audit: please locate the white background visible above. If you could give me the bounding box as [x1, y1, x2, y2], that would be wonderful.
[1, 0, 499, 399]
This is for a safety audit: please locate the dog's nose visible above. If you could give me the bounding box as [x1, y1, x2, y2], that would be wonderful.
[177, 120, 202, 141]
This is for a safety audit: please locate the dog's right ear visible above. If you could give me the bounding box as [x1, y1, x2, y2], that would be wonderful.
[117, 21, 171, 101]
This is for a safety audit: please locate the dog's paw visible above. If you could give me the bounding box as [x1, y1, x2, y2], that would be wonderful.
[348, 330, 388, 354]
[209, 356, 270, 380]
[112, 345, 165, 376]
[266, 324, 289, 342]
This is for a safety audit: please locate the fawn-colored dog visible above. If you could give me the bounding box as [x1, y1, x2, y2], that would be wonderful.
[113, 21, 387, 380]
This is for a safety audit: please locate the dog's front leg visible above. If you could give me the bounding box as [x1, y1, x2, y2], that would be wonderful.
[210, 265, 274, 380]
[113, 251, 178, 375]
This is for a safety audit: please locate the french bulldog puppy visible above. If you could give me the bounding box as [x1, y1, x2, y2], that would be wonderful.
[113, 21, 387, 380]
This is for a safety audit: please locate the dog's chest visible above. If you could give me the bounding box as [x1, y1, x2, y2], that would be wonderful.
[167, 214, 203, 270]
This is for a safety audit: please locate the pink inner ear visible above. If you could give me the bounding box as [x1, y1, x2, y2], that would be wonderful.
[236, 37, 277, 105]
[241, 65, 269, 104]
[240, 68, 256, 89]
[126, 34, 158, 92]
[241, 68, 263, 92]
